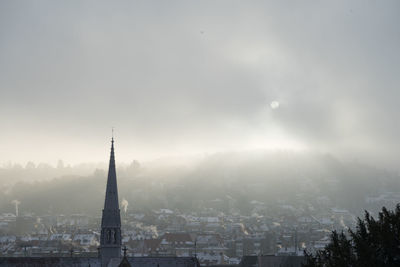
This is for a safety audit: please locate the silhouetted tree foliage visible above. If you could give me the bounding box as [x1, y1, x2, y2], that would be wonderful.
[303, 204, 400, 267]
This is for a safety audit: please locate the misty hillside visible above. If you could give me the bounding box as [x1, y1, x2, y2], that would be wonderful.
[1, 151, 399, 216]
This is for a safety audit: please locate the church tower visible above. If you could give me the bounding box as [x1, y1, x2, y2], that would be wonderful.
[100, 137, 122, 266]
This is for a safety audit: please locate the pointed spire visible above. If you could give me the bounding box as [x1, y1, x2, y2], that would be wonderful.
[100, 135, 122, 266]
[103, 137, 118, 211]
[110, 127, 115, 171]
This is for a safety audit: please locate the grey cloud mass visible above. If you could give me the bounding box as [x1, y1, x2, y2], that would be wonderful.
[0, 1, 399, 168]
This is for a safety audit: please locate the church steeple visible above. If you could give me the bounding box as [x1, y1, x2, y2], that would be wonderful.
[103, 137, 119, 211]
[100, 136, 122, 266]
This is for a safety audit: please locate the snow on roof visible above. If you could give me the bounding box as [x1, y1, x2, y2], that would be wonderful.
[200, 217, 219, 223]
[0, 236, 16, 243]
[159, 209, 174, 214]
[331, 208, 349, 213]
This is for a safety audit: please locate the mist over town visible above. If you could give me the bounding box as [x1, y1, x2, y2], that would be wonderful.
[1, 1, 399, 266]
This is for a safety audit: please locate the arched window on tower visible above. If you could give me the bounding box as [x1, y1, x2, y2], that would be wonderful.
[107, 229, 112, 243]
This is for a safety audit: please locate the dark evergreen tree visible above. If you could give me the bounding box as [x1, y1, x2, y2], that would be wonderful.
[303, 205, 400, 267]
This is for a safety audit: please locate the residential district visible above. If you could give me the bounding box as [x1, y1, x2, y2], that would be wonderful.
[1, 199, 387, 266]
[1, 139, 399, 266]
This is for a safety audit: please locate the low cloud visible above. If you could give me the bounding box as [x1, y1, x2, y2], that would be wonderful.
[0, 1, 399, 168]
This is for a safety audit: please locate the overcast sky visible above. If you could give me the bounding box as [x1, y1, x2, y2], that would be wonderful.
[1, 1, 399, 167]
